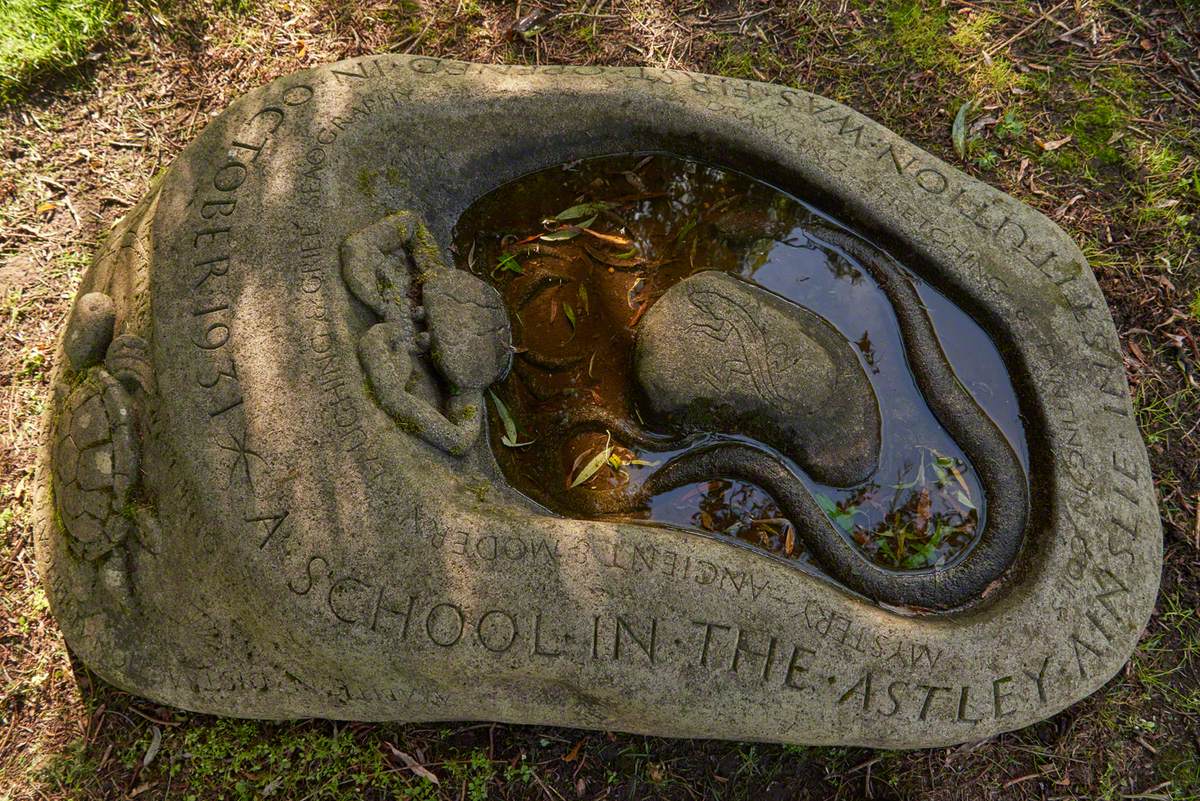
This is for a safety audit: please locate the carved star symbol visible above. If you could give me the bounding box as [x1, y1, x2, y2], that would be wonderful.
[215, 427, 267, 492]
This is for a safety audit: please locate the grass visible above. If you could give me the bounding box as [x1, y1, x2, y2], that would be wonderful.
[1, 0, 1198, 799]
[0, 0, 120, 105]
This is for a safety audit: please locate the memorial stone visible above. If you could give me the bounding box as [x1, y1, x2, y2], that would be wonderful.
[35, 56, 1161, 748]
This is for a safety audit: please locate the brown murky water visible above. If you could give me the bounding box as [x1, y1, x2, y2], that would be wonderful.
[452, 154, 1027, 574]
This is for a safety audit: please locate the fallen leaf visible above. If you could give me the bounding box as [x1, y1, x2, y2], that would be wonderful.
[507, 7, 559, 40]
[563, 739, 585, 762]
[1039, 135, 1072, 151]
[954, 489, 976, 510]
[914, 488, 932, 532]
[952, 100, 975, 159]
[385, 742, 440, 785]
[627, 300, 649, 328]
[142, 725, 162, 768]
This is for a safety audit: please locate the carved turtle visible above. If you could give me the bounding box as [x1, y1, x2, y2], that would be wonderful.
[52, 292, 154, 562]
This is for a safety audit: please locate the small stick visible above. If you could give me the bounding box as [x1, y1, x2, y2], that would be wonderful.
[959, 0, 1071, 74]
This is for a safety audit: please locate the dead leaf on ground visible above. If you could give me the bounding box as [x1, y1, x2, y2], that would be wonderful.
[563, 738, 585, 762]
[1038, 135, 1072, 151]
[385, 742, 440, 785]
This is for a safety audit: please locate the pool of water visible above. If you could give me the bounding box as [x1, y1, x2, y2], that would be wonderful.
[452, 154, 1028, 574]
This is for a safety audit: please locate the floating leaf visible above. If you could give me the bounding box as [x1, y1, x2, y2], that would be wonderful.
[903, 542, 937, 569]
[540, 227, 582, 242]
[584, 240, 646, 269]
[552, 201, 614, 222]
[893, 451, 927, 490]
[540, 215, 597, 242]
[577, 284, 589, 315]
[952, 100, 975, 159]
[954, 489, 976, 510]
[563, 301, 576, 329]
[627, 458, 660, 467]
[488, 391, 533, 447]
[570, 432, 613, 488]
[627, 277, 645, 308]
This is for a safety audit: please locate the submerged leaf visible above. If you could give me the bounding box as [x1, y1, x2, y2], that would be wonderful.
[488, 391, 533, 447]
[585, 241, 645, 269]
[540, 215, 598, 242]
[582, 227, 633, 247]
[492, 252, 523, 277]
[816, 494, 858, 531]
[570, 432, 613, 488]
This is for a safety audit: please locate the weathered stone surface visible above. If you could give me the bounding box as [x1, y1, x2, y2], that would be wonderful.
[35, 56, 1161, 749]
[423, 269, 511, 391]
[635, 270, 880, 487]
[63, 291, 115, 370]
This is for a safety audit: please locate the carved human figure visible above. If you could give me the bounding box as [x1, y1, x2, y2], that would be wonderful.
[341, 211, 512, 456]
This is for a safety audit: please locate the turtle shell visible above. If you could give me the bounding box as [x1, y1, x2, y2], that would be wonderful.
[51, 370, 138, 560]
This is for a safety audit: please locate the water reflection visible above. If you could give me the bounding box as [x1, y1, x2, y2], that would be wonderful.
[453, 154, 1026, 573]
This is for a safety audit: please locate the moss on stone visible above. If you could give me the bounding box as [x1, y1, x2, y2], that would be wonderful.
[356, 168, 377, 197]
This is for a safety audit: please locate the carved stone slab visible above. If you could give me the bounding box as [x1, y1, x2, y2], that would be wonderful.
[35, 56, 1161, 748]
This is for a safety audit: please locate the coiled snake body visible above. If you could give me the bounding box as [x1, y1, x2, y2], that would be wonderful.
[568, 226, 1029, 611]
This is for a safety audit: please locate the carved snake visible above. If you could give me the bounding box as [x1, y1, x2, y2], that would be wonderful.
[553, 224, 1029, 611]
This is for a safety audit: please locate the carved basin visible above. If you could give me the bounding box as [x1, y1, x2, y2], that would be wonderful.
[36, 56, 1161, 748]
